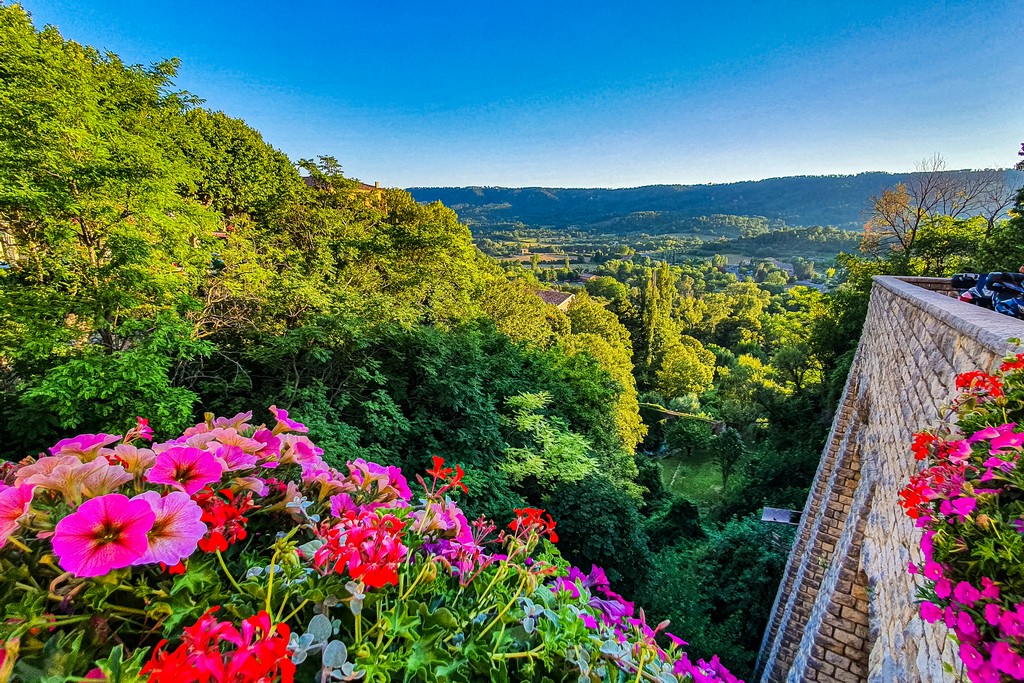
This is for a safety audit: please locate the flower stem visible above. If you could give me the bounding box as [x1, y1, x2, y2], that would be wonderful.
[477, 572, 527, 642]
[215, 549, 244, 593]
[279, 599, 310, 625]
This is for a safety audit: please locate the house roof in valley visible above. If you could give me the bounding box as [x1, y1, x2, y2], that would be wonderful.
[536, 290, 575, 310]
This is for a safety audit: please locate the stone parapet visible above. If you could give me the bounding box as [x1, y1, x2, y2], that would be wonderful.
[755, 276, 1024, 682]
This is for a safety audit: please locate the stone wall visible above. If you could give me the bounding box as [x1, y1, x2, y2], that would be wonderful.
[755, 276, 1024, 683]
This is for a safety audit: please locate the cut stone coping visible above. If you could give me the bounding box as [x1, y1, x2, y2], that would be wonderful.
[878, 276, 1024, 355]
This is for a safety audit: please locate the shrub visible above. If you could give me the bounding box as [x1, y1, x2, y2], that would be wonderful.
[0, 408, 740, 682]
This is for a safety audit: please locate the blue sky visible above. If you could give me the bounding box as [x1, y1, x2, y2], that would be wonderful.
[17, 0, 1024, 188]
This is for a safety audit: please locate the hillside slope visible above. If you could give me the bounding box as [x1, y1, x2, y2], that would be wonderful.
[409, 170, 1023, 231]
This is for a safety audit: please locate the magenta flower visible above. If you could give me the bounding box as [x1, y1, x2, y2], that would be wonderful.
[146, 447, 224, 495]
[935, 577, 952, 599]
[579, 613, 599, 629]
[923, 561, 943, 580]
[939, 496, 976, 522]
[992, 641, 1024, 678]
[132, 491, 206, 566]
[954, 581, 981, 607]
[51, 494, 155, 577]
[269, 405, 308, 434]
[969, 423, 1017, 443]
[0, 485, 34, 547]
[985, 603, 1002, 626]
[49, 434, 121, 461]
[990, 428, 1024, 454]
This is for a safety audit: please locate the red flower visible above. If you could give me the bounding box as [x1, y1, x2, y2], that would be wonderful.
[314, 511, 407, 588]
[509, 507, 558, 543]
[141, 608, 294, 683]
[426, 456, 452, 481]
[911, 432, 937, 461]
[1000, 353, 1024, 372]
[194, 489, 255, 554]
[955, 370, 1004, 398]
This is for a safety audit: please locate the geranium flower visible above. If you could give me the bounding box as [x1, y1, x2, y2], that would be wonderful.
[147, 447, 224, 495]
[269, 405, 308, 434]
[49, 434, 121, 461]
[124, 417, 153, 443]
[0, 485, 34, 548]
[314, 511, 408, 588]
[195, 489, 255, 553]
[132, 491, 207, 566]
[51, 493, 155, 577]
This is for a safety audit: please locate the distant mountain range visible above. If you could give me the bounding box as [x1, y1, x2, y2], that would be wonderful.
[408, 170, 1024, 232]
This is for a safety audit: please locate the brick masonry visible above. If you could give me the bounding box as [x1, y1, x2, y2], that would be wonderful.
[754, 276, 1024, 683]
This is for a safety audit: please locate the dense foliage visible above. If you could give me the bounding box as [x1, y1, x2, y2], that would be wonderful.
[0, 410, 740, 682]
[901, 353, 1024, 683]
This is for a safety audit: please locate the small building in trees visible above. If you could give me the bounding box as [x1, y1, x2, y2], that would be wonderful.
[536, 289, 575, 311]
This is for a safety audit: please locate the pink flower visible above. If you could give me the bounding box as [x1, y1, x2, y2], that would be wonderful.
[992, 641, 1024, 678]
[579, 613, 599, 629]
[146, 447, 224, 495]
[956, 610, 977, 637]
[21, 457, 131, 503]
[920, 601, 942, 623]
[214, 444, 258, 472]
[969, 424, 1015, 443]
[51, 494, 155, 577]
[269, 405, 308, 434]
[110, 444, 157, 476]
[953, 581, 981, 608]
[923, 561, 943, 580]
[213, 412, 253, 430]
[132, 491, 207, 566]
[0, 485, 34, 547]
[990, 428, 1024, 454]
[49, 434, 121, 461]
[938, 496, 976, 522]
[985, 603, 1002, 626]
[935, 578, 952, 599]
[981, 577, 1001, 600]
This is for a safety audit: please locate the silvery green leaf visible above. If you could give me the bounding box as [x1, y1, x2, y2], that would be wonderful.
[342, 663, 354, 675]
[309, 514, 321, 522]
[349, 598, 363, 616]
[323, 595, 339, 607]
[578, 676, 590, 683]
[600, 640, 622, 656]
[322, 639, 348, 668]
[298, 633, 315, 648]
[292, 649, 307, 665]
[523, 616, 535, 633]
[245, 567, 264, 578]
[308, 614, 332, 642]
[658, 674, 676, 683]
[298, 539, 325, 556]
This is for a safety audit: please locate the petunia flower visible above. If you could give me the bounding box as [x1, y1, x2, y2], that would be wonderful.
[110, 444, 157, 476]
[132, 491, 207, 566]
[146, 447, 225, 495]
[22, 457, 131, 504]
[51, 493, 155, 577]
[269, 405, 308, 435]
[49, 434, 121, 461]
[0, 485, 34, 548]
